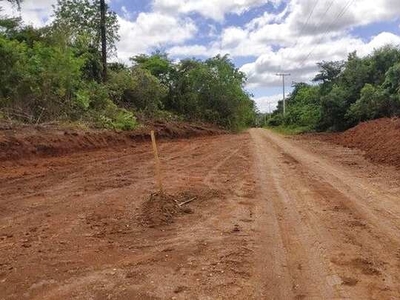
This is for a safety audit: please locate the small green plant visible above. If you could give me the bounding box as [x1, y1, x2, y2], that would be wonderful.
[266, 125, 311, 135]
[112, 109, 137, 130]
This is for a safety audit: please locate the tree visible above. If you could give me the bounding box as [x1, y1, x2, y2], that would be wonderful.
[52, 0, 119, 54]
[347, 84, 385, 122]
[370, 45, 400, 85]
[0, 0, 23, 31]
[313, 60, 344, 94]
[284, 84, 321, 129]
[0, 15, 20, 33]
[8, 25, 47, 47]
[130, 51, 173, 87]
[339, 52, 373, 103]
[52, 0, 119, 82]
[172, 55, 255, 129]
[106, 67, 167, 114]
[131, 53, 256, 129]
[319, 85, 349, 131]
[100, 0, 106, 82]
[381, 62, 400, 115]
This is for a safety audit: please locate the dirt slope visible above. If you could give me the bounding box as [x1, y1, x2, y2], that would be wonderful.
[0, 121, 224, 161]
[325, 118, 400, 168]
[1, 129, 400, 299]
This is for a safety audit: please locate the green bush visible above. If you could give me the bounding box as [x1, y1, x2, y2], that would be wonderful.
[107, 67, 168, 115]
[0, 36, 86, 122]
[112, 108, 137, 130]
[107, 69, 137, 104]
[347, 84, 384, 122]
[267, 114, 283, 126]
[0, 36, 28, 99]
[84, 98, 136, 130]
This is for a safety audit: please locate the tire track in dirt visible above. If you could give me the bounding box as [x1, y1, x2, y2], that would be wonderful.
[251, 128, 400, 299]
[203, 147, 242, 189]
[250, 130, 347, 299]
[260, 129, 400, 242]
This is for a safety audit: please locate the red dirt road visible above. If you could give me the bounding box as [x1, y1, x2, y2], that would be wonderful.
[1, 129, 400, 299]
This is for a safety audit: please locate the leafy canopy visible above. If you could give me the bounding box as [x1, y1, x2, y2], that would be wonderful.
[52, 0, 119, 54]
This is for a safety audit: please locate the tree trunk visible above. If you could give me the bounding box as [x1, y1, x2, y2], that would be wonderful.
[100, 0, 107, 82]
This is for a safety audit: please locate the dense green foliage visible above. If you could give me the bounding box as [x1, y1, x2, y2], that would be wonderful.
[0, 1, 256, 131]
[52, 0, 119, 54]
[129, 53, 256, 130]
[269, 46, 400, 132]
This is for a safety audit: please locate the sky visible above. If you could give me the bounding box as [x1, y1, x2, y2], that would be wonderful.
[2, 0, 400, 112]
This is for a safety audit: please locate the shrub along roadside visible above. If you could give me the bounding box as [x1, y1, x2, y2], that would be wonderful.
[265, 125, 311, 135]
[268, 46, 400, 133]
[0, 1, 257, 132]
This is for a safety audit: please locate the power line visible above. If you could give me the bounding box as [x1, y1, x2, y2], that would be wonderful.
[274, 2, 327, 113]
[296, 0, 336, 67]
[298, 0, 356, 68]
[336, 0, 355, 20]
[282, 0, 333, 81]
[273, 1, 354, 109]
[298, 0, 335, 47]
[291, 0, 320, 50]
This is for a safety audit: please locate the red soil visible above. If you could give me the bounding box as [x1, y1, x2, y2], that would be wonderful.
[0, 121, 224, 161]
[326, 118, 400, 168]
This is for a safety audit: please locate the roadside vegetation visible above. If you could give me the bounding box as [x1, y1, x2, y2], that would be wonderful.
[0, 0, 256, 131]
[267, 125, 311, 135]
[267, 46, 400, 132]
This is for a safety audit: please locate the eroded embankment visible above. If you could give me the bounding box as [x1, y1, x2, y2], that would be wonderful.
[0, 121, 224, 161]
[319, 118, 400, 168]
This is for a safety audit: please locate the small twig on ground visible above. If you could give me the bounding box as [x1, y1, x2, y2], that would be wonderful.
[178, 197, 197, 207]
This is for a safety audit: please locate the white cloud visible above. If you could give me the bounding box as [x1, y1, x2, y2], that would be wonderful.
[168, 44, 215, 57]
[163, 0, 400, 91]
[358, 31, 400, 56]
[116, 12, 197, 62]
[240, 31, 400, 88]
[1, 0, 56, 27]
[152, 0, 284, 21]
[254, 94, 282, 113]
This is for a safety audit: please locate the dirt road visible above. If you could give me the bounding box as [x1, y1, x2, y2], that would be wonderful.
[1, 128, 400, 299]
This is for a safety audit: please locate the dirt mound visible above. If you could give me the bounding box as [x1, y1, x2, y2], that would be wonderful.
[0, 121, 224, 161]
[138, 188, 221, 228]
[138, 193, 182, 228]
[328, 118, 400, 168]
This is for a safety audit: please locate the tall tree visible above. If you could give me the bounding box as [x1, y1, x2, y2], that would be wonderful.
[312, 60, 344, 95]
[100, 0, 106, 82]
[52, 0, 119, 53]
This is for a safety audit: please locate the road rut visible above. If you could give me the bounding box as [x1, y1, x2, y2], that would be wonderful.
[250, 128, 400, 299]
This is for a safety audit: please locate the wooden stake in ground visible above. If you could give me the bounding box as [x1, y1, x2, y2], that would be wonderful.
[150, 130, 164, 194]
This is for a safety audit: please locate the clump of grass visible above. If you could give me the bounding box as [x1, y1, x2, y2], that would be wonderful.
[265, 125, 312, 135]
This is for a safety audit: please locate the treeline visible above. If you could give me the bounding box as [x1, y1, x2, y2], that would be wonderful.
[0, 0, 256, 131]
[268, 46, 400, 131]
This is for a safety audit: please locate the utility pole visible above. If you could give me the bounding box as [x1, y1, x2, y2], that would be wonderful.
[100, 0, 107, 82]
[276, 73, 290, 115]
